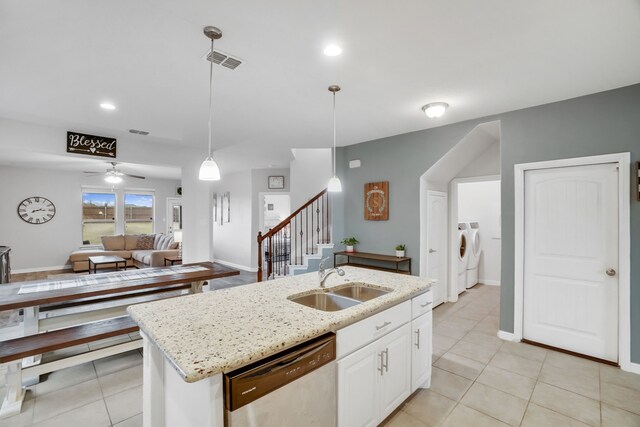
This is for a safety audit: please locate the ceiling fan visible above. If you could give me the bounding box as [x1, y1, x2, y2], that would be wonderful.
[84, 162, 146, 184]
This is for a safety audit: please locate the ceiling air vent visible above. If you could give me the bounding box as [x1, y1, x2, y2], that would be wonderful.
[129, 129, 149, 135]
[204, 49, 243, 70]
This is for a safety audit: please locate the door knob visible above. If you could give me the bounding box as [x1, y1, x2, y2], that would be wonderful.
[429, 249, 436, 253]
[606, 268, 616, 277]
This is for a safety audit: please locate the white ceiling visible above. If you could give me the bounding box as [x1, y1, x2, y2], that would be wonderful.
[0, 148, 181, 180]
[1, 0, 639, 173]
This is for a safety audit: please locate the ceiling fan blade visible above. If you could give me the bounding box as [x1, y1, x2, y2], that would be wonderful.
[123, 173, 146, 179]
[83, 172, 103, 176]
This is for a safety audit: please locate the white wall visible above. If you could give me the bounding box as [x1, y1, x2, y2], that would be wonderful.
[210, 168, 291, 271]
[458, 180, 501, 285]
[289, 148, 331, 208]
[456, 142, 500, 178]
[0, 118, 213, 266]
[211, 170, 253, 270]
[0, 165, 180, 271]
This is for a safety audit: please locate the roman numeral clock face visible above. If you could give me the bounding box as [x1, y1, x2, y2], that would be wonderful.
[18, 197, 56, 225]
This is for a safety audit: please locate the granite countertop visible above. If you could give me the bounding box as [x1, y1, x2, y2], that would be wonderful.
[128, 266, 431, 383]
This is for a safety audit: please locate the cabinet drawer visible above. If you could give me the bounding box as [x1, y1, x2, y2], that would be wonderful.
[411, 291, 433, 319]
[337, 300, 411, 359]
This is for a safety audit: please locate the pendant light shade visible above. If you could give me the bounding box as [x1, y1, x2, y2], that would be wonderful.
[199, 26, 223, 181]
[327, 85, 342, 193]
[199, 157, 221, 181]
[328, 176, 342, 192]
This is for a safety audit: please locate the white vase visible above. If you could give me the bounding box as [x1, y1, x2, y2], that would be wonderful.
[396, 250, 405, 257]
[346, 245, 355, 253]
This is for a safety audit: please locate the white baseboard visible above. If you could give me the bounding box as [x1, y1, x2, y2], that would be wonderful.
[497, 330, 519, 342]
[213, 259, 257, 273]
[11, 264, 72, 274]
[480, 279, 500, 286]
[624, 361, 640, 375]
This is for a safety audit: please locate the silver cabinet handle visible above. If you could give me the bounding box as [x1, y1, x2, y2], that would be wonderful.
[606, 268, 616, 277]
[383, 348, 389, 372]
[428, 249, 436, 253]
[415, 329, 420, 349]
[376, 321, 391, 330]
[378, 351, 384, 375]
[420, 302, 432, 308]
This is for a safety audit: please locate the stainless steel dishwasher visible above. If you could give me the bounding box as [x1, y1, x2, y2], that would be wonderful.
[224, 333, 336, 427]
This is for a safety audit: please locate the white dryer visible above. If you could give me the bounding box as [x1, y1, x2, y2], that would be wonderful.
[466, 221, 481, 288]
[457, 223, 469, 295]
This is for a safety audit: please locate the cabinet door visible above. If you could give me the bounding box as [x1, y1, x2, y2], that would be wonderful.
[411, 312, 433, 391]
[337, 342, 380, 427]
[378, 324, 412, 421]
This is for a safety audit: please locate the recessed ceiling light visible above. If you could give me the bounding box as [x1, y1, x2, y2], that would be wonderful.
[100, 102, 116, 111]
[422, 102, 449, 118]
[323, 44, 342, 56]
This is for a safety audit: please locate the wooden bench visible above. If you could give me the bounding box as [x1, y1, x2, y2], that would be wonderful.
[333, 251, 412, 274]
[0, 316, 140, 418]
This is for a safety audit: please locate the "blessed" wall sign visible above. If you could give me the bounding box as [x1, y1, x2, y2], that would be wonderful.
[67, 131, 117, 158]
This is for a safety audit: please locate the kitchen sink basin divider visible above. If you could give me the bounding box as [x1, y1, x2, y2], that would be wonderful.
[257, 188, 331, 281]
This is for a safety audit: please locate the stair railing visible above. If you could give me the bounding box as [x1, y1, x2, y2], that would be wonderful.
[257, 189, 331, 281]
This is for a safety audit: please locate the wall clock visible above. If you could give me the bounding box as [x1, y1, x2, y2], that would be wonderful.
[17, 197, 56, 224]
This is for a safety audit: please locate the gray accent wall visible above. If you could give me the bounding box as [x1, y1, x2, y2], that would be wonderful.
[336, 83, 640, 364]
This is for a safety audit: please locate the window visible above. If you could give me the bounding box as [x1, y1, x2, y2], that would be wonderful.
[82, 192, 116, 244]
[124, 193, 154, 235]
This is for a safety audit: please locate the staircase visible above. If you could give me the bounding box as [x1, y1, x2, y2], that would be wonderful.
[257, 189, 334, 281]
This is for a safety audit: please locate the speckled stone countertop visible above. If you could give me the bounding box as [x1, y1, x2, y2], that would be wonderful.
[128, 266, 431, 383]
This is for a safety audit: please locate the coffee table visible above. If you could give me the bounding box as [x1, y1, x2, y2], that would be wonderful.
[88, 255, 127, 274]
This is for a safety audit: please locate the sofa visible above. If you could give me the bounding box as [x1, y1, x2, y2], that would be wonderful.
[69, 234, 179, 272]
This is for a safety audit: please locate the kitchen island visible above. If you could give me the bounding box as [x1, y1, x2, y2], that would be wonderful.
[129, 266, 432, 427]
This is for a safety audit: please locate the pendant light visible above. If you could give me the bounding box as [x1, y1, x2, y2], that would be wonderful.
[199, 26, 222, 181]
[327, 85, 342, 192]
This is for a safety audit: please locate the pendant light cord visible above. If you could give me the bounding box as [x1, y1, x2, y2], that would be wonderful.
[332, 91, 336, 176]
[208, 38, 214, 158]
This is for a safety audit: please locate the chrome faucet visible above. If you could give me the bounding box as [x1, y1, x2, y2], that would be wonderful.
[319, 257, 345, 288]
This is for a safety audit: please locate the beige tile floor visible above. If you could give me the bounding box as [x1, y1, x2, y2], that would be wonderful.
[2, 282, 639, 426]
[386, 285, 640, 427]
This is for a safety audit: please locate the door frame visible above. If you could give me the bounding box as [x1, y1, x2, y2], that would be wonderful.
[424, 190, 448, 305]
[512, 153, 631, 371]
[448, 175, 501, 302]
[165, 197, 182, 235]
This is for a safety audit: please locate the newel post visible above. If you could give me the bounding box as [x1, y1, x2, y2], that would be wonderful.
[257, 232, 263, 282]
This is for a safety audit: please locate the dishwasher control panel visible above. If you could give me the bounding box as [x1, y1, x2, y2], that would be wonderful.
[224, 333, 336, 411]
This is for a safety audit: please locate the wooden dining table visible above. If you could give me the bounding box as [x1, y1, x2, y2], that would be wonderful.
[0, 262, 241, 373]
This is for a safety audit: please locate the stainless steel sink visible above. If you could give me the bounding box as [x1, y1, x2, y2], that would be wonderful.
[329, 282, 392, 302]
[289, 291, 361, 312]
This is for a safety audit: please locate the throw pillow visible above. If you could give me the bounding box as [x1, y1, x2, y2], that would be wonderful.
[102, 235, 125, 250]
[136, 234, 155, 250]
[169, 241, 179, 250]
[124, 235, 139, 250]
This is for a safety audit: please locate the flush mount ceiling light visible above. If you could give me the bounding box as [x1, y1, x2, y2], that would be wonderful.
[323, 44, 342, 56]
[100, 102, 116, 110]
[327, 85, 342, 193]
[199, 26, 223, 181]
[422, 102, 449, 118]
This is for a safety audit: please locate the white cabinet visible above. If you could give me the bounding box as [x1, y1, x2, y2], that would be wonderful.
[337, 324, 411, 427]
[411, 311, 432, 391]
[336, 342, 379, 427]
[378, 324, 412, 420]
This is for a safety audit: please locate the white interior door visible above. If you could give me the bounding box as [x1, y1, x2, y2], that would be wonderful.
[426, 191, 447, 306]
[166, 197, 182, 235]
[523, 163, 619, 361]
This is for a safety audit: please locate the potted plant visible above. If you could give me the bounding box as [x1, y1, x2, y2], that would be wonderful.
[395, 244, 406, 257]
[341, 237, 359, 252]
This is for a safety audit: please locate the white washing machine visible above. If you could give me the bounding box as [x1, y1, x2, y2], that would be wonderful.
[457, 223, 469, 295]
[466, 221, 481, 288]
